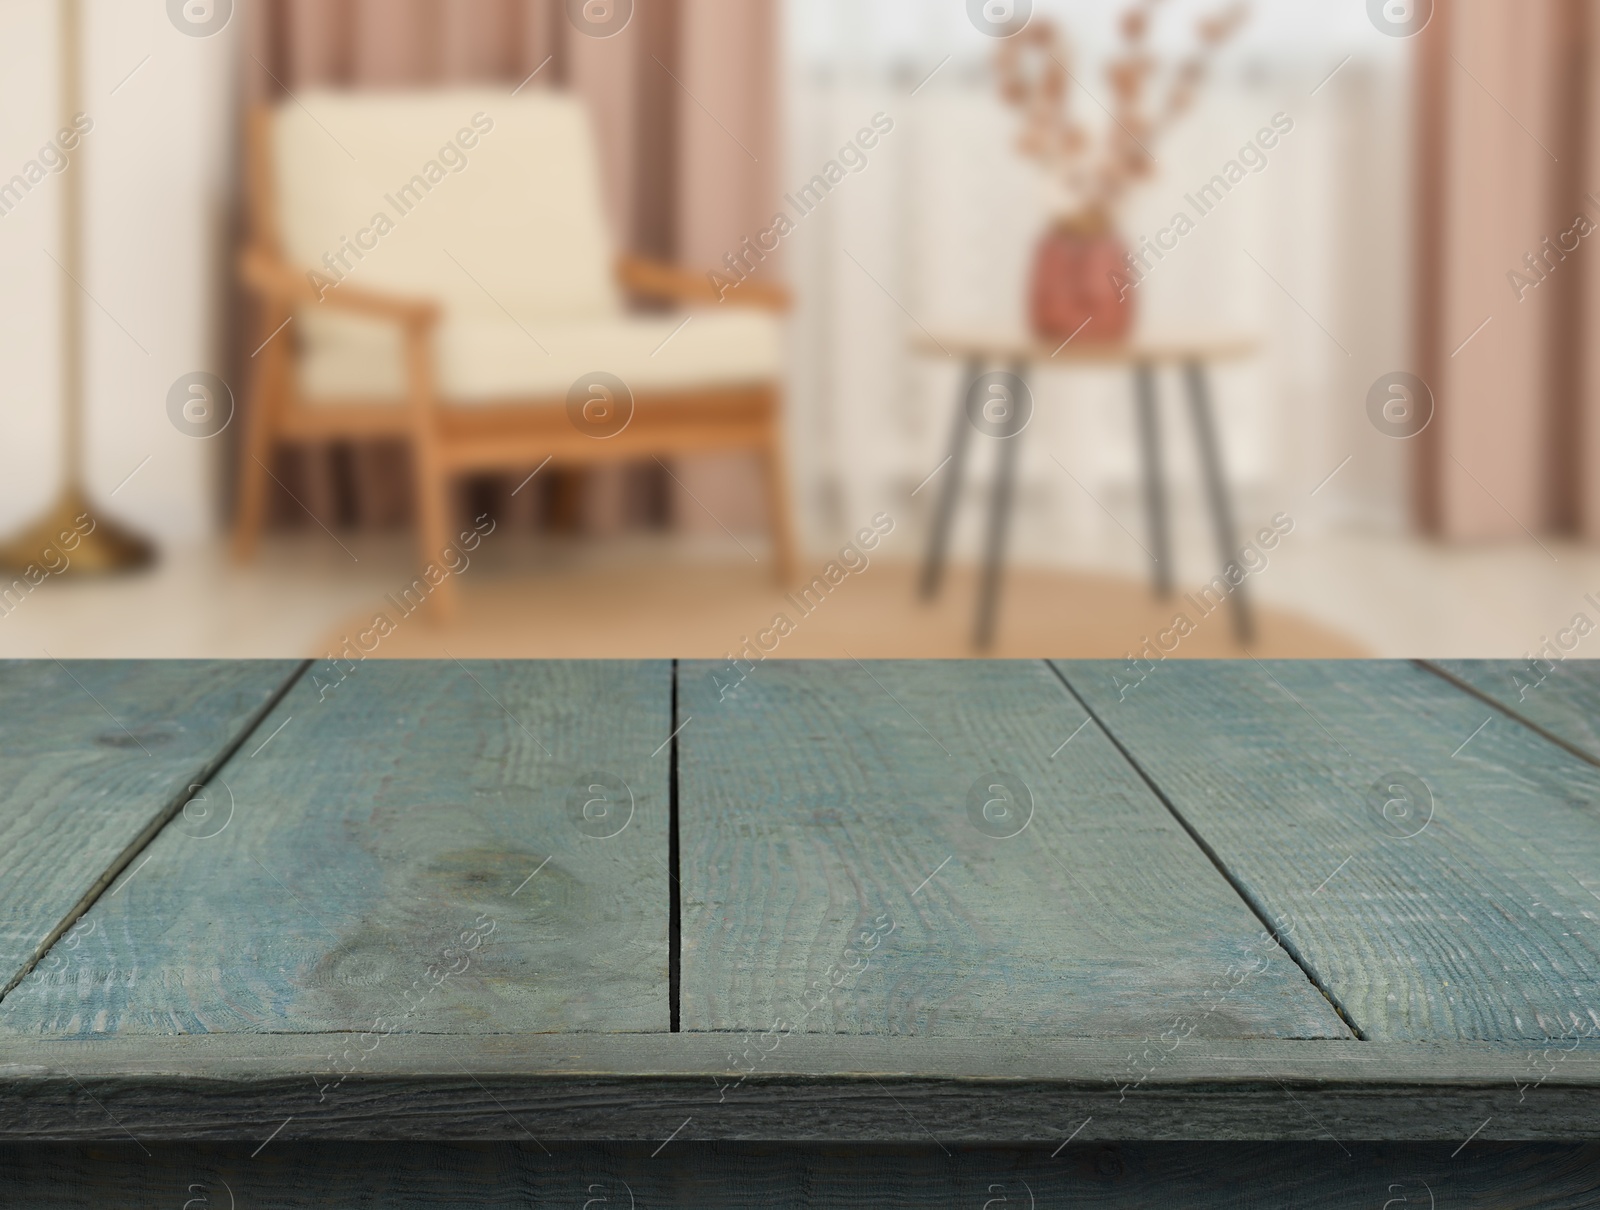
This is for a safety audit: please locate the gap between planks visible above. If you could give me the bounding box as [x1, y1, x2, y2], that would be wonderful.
[0, 660, 312, 1005]
[1043, 660, 1370, 1041]
[1414, 658, 1600, 772]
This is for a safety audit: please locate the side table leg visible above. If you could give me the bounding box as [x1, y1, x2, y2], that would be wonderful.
[1184, 360, 1255, 645]
[920, 358, 983, 601]
[974, 362, 1026, 650]
[1134, 361, 1173, 598]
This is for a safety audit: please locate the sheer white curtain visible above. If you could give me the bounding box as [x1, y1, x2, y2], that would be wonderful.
[782, 0, 1411, 581]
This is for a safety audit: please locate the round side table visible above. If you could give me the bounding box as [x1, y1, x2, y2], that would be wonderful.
[912, 331, 1259, 648]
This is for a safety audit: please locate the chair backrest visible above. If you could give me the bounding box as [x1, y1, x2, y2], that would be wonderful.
[268, 88, 621, 323]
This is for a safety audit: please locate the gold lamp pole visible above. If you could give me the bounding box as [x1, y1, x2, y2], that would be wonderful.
[0, 0, 153, 573]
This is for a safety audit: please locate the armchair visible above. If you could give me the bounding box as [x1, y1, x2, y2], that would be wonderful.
[234, 89, 795, 617]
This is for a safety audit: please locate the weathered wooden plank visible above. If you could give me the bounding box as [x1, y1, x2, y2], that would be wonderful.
[1432, 658, 1600, 768]
[1055, 659, 1600, 1044]
[0, 660, 302, 1000]
[0, 660, 672, 1037]
[3, 1141, 1595, 1208]
[676, 660, 1350, 1039]
[1, 1033, 1597, 1142]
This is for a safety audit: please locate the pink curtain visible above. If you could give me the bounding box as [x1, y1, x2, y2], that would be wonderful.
[235, 0, 778, 538]
[1415, 0, 1594, 538]
[669, 0, 782, 536]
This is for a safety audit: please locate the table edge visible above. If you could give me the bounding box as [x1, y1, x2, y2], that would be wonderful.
[3, 1034, 1595, 1143]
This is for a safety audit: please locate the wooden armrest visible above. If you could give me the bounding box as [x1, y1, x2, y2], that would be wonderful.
[616, 253, 791, 312]
[239, 246, 439, 326]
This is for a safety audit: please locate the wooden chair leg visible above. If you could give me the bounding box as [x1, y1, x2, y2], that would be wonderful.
[231, 310, 287, 562]
[759, 418, 798, 585]
[412, 448, 457, 622]
[403, 321, 457, 623]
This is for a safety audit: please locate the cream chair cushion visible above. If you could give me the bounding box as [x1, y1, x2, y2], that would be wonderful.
[271, 88, 781, 402]
[299, 309, 783, 401]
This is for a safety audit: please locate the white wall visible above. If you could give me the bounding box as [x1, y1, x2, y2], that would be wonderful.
[0, 0, 238, 543]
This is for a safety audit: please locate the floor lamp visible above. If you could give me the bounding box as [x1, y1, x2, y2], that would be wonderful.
[0, 0, 153, 574]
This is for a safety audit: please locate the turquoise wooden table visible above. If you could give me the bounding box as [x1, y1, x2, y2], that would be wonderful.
[1, 658, 1597, 1206]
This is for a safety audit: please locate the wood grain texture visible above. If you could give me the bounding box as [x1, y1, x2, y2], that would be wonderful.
[3, 1033, 1597, 1142]
[4, 1142, 1596, 1208]
[0, 660, 672, 1037]
[1055, 659, 1600, 1044]
[1431, 658, 1600, 767]
[0, 660, 301, 999]
[677, 660, 1350, 1039]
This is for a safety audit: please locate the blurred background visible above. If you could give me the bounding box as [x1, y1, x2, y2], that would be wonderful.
[0, 0, 1593, 660]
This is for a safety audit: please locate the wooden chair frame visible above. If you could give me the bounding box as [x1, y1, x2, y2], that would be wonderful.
[233, 105, 796, 618]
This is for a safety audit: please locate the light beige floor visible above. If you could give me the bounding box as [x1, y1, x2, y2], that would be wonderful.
[3, 527, 1597, 659]
[315, 560, 1359, 660]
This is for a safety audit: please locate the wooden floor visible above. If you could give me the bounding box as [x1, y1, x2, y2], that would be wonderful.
[2, 658, 1597, 1205]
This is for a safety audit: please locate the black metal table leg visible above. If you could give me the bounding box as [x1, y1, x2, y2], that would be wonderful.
[973, 361, 1027, 650]
[1134, 360, 1173, 598]
[1184, 359, 1255, 644]
[920, 357, 983, 601]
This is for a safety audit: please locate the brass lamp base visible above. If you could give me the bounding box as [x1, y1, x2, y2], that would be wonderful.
[0, 486, 155, 574]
